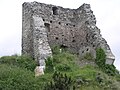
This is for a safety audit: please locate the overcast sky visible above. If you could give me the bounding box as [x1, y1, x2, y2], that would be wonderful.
[0, 0, 120, 70]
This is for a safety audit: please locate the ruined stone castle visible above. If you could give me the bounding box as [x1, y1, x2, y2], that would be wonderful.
[22, 1, 115, 67]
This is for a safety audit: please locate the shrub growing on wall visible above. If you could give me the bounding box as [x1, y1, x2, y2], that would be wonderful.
[95, 48, 118, 76]
[95, 48, 106, 68]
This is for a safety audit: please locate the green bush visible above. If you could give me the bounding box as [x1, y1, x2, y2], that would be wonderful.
[95, 48, 106, 67]
[0, 46, 119, 90]
[104, 64, 118, 76]
[45, 57, 54, 73]
[0, 55, 17, 65]
[95, 48, 118, 76]
[44, 71, 75, 90]
[0, 55, 37, 71]
[115, 74, 120, 81]
[51, 45, 61, 55]
[56, 64, 71, 71]
[0, 64, 43, 90]
[84, 53, 94, 60]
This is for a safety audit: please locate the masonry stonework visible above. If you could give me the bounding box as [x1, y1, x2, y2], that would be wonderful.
[22, 1, 115, 67]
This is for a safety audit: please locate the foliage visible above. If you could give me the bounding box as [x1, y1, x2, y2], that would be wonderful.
[83, 53, 94, 60]
[50, 45, 78, 72]
[115, 74, 120, 81]
[104, 64, 119, 76]
[95, 48, 106, 67]
[44, 71, 75, 90]
[0, 46, 119, 90]
[95, 48, 118, 76]
[51, 45, 61, 55]
[0, 55, 37, 71]
[56, 64, 71, 71]
[45, 57, 54, 73]
[0, 64, 43, 90]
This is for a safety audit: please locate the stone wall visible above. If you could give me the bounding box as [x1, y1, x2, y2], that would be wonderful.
[32, 16, 52, 66]
[22, 1, 115, 66]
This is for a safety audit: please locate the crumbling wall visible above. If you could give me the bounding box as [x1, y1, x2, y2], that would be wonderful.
[22, 3, 34, 57]
[22, 2, 52, 67]
[22, 1, 115, 65]
[32, 16, 52, 66]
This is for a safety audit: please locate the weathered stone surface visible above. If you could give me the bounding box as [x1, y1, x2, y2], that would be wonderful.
[79, 46, 96, 59]
[32, 16, 52, 66]
[22, 1, 115, 65]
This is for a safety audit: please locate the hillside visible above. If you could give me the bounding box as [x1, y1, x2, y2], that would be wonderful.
[0, 46, 120, 90]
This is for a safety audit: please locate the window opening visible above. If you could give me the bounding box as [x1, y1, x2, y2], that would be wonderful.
[56, 37, 58, 40]
[43, 18, 45, 21]
[52, 7, 58, 15]
[86, 48, 89, 51]
[50, 21, 52, 23]
[58, 22, 61, 25]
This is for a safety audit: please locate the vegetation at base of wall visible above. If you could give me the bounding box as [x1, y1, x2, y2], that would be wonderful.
[0, 64, 44, 90]
[51, 45, 61, 55]
[45, 45, 77, 72]
[95, 48, 106, 67]
[45, 57, 54, 73]
[104, 64, 119, 76]
[0, 46, 120, 90]
[44, 46, 120, 90]
[0, 55, 37, 71]
[95, 48, 119, 76]
[83, 52, 94, 60]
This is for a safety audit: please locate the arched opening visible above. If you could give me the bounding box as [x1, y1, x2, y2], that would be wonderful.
[52, 7, 58, 15]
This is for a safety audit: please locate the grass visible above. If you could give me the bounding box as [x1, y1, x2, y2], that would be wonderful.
[0, 46, 120, 90]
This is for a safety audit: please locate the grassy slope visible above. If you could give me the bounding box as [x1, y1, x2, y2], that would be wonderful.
[0, 50, 120, 90]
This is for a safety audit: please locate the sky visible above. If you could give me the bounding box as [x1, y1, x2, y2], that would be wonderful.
[0, 0, 120, 70]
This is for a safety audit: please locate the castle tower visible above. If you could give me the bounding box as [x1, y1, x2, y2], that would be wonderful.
[22, 1, 115, 66]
